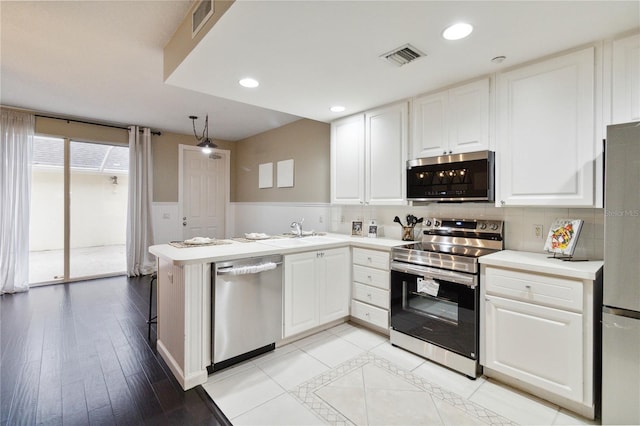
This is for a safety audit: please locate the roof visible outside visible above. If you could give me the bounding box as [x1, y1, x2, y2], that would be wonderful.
[33, 136, 128, 172]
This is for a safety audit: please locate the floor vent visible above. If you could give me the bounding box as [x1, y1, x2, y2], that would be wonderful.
[380, 44, 426, 66]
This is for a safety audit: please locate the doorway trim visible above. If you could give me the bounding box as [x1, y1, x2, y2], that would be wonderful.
[178, 144, 231, 239]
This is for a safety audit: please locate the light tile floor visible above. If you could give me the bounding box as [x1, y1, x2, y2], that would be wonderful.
[203, 322, 598, 426]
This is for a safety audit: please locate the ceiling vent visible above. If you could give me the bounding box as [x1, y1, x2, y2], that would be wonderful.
[192, 0, 214, 38]
[380, 44, 426, 67]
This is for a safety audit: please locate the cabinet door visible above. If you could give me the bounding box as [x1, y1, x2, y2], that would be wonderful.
[284, 252, 318, 337]
[484, 295, 583, 402]
[612, 34, 640, 124]
[449, 79, 490, 154]
[331, 114, 365, 204]
[318, 247, 350, 324]
[496, 47, 596, 206]
[365, 102, 408, 205]
[411, 91, 449, 158]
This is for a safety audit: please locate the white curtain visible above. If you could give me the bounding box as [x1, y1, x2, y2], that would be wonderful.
[126, 126, 155, 276]
[1, 109, 34, 294]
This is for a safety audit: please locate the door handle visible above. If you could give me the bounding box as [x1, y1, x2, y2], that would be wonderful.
[183, 222, 187, 226]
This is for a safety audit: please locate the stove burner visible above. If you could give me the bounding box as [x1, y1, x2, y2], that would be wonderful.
[400, 242, 498, 258]
[391, 217, 504, 273]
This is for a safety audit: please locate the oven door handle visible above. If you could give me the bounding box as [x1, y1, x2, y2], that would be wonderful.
[390, 261, 477, 288]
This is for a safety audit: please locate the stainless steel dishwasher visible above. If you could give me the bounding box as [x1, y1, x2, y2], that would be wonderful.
[211, 254, 283, 371]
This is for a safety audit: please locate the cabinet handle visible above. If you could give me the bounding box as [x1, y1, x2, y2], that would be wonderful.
[500, 200, 506, 206]
[367, 257, 372, 262]
[449, 150, 453, 154]
[485, 298, 490, 302]
[443, 150, 447, 155]
[525, 285, 532, 289]
[367, 275, 372, 280]
[367, 293, 372, 298]
[365, 312, 370, 318]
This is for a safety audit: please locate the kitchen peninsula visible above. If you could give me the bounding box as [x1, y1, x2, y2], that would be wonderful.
[149, 234, 403, 390]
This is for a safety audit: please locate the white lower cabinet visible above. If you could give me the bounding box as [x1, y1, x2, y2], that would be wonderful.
[350, 248, 390, 332]
[283, 247, 350, 338]
[484, 294, 583, 401]
[480, 261, 601, 419]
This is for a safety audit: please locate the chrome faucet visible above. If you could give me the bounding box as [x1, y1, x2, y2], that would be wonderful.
[290, 218, 304, 237]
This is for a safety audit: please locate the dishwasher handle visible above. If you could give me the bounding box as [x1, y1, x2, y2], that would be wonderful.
[216, 261, 282, 276]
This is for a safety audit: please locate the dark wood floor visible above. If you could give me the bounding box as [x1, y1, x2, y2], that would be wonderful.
[1, 275, 231, 426]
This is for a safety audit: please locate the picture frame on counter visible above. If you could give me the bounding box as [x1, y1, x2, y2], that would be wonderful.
[368, 225, 378, 238]
[351, 221, 363, 237]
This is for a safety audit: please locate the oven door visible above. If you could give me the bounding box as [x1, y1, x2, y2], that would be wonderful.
[390, 261, 478, 359]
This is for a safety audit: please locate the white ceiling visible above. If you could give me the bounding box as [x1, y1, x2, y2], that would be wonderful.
[2, 1, 639, 141]
[0, 0, 300, 141]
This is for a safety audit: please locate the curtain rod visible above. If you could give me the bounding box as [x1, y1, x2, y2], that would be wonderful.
[35, 114, 162, 136]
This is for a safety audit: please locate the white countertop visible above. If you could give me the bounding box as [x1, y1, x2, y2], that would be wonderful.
[149, 233, 407, 265]
[479, 250, 603, 280]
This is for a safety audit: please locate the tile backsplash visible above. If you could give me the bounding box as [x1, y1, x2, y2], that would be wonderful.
[330, 203, 604, 261]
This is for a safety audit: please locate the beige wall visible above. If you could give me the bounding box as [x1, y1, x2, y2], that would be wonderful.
[34, 115, 235, 203]
[234, 119, 330, 203]
[151, 131, 235, 202]
[36, 116, 129, 145]
[35, 114, 330, 204]
[164, 0, 235, 80]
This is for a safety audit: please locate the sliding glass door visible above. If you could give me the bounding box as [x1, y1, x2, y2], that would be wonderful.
[29, 136, 128, 284]
[29, 137, 64, 283]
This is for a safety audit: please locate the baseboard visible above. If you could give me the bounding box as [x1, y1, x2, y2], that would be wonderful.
[157, 339, 208, 391]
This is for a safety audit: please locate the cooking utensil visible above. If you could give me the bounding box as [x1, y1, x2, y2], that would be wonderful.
[393, 216, 403, 226]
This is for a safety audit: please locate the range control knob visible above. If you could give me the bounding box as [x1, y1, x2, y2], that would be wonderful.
[434, 220, 440, 227]
[490, 223, 499, 231]
[425, 220, 432, 227]
[479, 223, 487, 230]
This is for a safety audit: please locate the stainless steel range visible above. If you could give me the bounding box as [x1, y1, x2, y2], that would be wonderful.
[390, 218, 504, 378]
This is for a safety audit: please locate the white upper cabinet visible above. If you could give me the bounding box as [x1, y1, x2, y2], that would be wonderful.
[331, 114, 365, 204]
[365, 102, 408, 205]
[611, 33, 640, 124]
[411, 78, 490, 159]
[331, 101, 408, 205]
[495, 46, 598, 207]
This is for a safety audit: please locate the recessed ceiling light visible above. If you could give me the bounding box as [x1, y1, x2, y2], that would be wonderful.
[330, 106, 346, 113]
[442, 23, 473, 41]
[239, 78, 259, 88]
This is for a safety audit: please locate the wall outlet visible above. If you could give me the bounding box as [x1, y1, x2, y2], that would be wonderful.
[534, 224, 544, 239]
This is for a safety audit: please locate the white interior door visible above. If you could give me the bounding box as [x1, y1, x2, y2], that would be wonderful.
[180, 146, 229, 239]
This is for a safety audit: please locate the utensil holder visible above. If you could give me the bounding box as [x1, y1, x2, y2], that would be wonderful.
[401, 226, 415, 241]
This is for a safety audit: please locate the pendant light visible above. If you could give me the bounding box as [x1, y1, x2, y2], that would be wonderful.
[189, 115, 217, 154]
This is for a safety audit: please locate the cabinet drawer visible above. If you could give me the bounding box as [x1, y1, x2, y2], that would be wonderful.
[353, 283, 389, 309]
[351, 300, 389, 330]
[353, 264, 389, 290]
[353, 248, 389, 270]
[485, 267, 583, 312]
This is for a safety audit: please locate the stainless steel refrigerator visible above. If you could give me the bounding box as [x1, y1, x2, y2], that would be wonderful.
[601, 121, 640, 425]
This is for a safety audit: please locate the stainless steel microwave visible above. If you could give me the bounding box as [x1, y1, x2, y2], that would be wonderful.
[406, 151, 495, 202]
